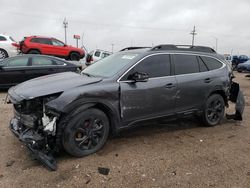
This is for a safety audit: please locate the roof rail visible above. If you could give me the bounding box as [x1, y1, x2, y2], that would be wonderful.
[151, 44, 216, 53]
[120, 47, 151, 52]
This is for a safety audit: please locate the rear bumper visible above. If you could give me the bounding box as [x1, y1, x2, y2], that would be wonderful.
[9, 118, 57, 171]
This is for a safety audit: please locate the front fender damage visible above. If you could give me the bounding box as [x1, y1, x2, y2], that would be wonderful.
[226, 81, 245, 120]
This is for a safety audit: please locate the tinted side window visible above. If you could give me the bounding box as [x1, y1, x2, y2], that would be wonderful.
[6, 57, 29, 67]
[0, 36, 7, 41]
[200, 56, 222, 70]
[125, 54, 171, 79]
[101, 53, 110, 58]
[174, 54, 199, 75]
[32, 57, 54, 66]
[94, 51, 101, 57]
[31, 38, 51, 45]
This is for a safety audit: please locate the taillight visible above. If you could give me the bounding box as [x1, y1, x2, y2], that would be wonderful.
[12, 43, 19, 48]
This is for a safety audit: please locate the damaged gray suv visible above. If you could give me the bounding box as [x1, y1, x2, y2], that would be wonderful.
[7, 45, 244, 170]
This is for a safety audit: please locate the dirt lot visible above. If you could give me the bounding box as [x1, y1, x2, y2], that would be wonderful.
[0, 72, 250, 188]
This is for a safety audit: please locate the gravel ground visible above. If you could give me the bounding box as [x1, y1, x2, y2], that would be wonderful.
[0, 72, 250, 188]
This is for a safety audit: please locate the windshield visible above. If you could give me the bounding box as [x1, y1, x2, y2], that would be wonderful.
[82, 52, 139, 77]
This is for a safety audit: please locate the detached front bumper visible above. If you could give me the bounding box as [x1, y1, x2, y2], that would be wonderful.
[9, 118, 57, 171]
[226, 81, 245, 120]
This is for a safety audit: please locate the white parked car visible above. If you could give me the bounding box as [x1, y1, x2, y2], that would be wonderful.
[86, 49, 112, 66]
[0, 34, 19, 60]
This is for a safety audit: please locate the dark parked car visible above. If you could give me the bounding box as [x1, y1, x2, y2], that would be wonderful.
[237, 60, 250, 72]
[7, 45, 243, 170]
[232, 55, 249, 70]
[0, 55, 81, 88]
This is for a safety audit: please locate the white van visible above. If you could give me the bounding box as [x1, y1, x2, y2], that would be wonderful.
[86, 49, 112, 66]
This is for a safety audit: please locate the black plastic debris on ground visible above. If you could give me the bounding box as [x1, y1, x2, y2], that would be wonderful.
[98, 167, 110, 175]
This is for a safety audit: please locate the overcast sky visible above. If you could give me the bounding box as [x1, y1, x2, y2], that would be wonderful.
[1, 0, 250, 55]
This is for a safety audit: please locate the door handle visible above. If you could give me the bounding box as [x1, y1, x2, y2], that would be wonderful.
[165, 83, 175, 89]
[204, 78, 212, 83]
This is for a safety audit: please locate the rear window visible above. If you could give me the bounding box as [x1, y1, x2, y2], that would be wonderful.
[200, 56, 223, 70]
[9, 37, 16, 42]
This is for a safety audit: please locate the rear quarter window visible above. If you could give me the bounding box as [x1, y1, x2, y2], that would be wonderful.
[200, 56, 223, 70]
[32, 57, 54, 66]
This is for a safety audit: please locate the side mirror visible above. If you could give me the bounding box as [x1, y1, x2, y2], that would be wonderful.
[130, 72, 149, 82]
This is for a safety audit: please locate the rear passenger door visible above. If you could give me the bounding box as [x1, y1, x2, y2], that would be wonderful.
[26, 56, 59, 79]
[173, 54, 213, 113]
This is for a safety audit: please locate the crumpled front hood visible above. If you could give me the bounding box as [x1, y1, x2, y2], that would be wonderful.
[8, 72, 102, 102]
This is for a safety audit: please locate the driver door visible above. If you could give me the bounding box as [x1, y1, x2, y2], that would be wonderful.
[119, 54, 177, 124]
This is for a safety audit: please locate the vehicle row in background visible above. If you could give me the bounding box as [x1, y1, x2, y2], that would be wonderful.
[0, 54, 81, 88]
[0, 34, 19, 60]
[237, 60, 250, 72]
[232, 55, 249, 70]
[19, 36, 85, 61]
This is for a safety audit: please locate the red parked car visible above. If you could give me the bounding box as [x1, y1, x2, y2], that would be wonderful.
[20, 36, 85, 61]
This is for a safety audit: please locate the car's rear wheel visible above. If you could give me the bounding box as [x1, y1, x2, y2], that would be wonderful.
[201, 94, 225, 127]
[62, 108, 110, 157]
[0, 49, 8, 59]
[69, 52, 80, 61]
[28, 50, 40, 54]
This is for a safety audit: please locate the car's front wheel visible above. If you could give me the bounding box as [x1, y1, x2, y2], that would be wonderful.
[0, 49, 8, 59]
[62, 108, 110, 157]
[201, 94, 225, 126]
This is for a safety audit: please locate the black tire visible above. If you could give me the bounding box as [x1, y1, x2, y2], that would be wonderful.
[237, 70, 242, 73]
[28, 50, 40, 54]
[201, 94, 225, 127]
[0, 49, 8, 59]
[69, 52, 80, 61]
[62, 108, 110, 157]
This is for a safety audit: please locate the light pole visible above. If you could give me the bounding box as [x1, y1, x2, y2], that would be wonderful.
[190, 26, 197, 46]
[210, 36, 218, 51]
[63, 18, 68, 44]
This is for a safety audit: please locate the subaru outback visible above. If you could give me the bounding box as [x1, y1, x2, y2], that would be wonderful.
[7, 45, 244, 170]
